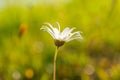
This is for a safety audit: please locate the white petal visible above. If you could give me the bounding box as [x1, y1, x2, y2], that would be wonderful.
[66, 36, 82, 42]
[56, 22, 60, 31]
[40, 26, 55, 39]
[61, 27, 70, 34]
[53, 28, 60, 39]
[68, 27, 76, 34]
[69, 31, 80, 37]
[65, 31, 83, 42]
[41, 22, 83, 43]
[44, 22, 60, 38]
[65, 31, 79, 39]
[44, 22, 55, 32]
[60, 27, 70, 38]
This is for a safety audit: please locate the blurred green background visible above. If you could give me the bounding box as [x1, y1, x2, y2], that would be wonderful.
[0, 0, 120, 80]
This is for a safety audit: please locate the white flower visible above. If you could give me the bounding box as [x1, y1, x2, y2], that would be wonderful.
[40, 22, 83, 47]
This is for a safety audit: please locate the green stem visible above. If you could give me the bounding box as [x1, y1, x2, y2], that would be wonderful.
[53, 47, 59, 80]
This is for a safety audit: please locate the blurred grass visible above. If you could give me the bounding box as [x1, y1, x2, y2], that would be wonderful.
[0, 0, 120, 80]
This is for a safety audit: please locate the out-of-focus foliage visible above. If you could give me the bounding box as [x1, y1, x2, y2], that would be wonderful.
[0, 0, 120, 80]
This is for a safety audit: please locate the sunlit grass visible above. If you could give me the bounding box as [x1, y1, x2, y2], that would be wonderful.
[0, 0, 120, 80]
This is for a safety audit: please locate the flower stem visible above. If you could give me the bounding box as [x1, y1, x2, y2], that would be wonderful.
[53, 46, 59, 80]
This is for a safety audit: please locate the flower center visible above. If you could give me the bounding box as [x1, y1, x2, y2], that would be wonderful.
[54, 39, 65, 47]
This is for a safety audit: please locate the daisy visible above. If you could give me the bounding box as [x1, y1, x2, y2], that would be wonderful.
[40, 22, 83, 80]
[40, 22, 83, 47]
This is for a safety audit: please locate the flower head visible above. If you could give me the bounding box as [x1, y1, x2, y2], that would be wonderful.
[40, 22, 83, 47]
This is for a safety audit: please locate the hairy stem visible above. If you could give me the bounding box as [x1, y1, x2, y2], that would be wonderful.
[53, 47, 59, 80]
